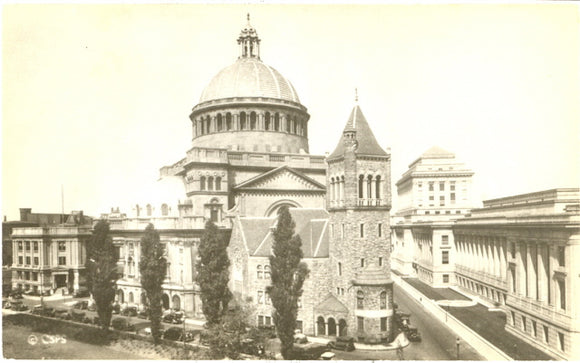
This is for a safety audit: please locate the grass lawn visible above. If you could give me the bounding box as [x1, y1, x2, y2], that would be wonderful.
[448, 304, 553, 360]
[2, 321, 145, 360]
[403, 277, 470, 301]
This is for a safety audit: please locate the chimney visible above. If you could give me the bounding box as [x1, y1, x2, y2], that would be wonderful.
[19, 208, 32, 222]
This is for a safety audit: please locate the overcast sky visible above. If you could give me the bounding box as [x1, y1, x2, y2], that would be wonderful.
[2, 3, 579, 220]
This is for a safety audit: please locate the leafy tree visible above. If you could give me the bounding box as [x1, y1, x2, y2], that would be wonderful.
[86, 220, 118, 330]
[195, 221, 232, 327]
[267, 206, 309, 359]
[204, 299, 254, 359]
[139, 223, 167, 344]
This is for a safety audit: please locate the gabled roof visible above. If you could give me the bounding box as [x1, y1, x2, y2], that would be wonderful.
[315, 294, 349, 313]
[328, 105, 388, 160]
[237, 208, 329, 258]
[233, 165, 326, 191]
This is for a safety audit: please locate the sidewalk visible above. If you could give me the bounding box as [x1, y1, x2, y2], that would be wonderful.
[399, 277, 553, 360]
[309, 333, 410, 351]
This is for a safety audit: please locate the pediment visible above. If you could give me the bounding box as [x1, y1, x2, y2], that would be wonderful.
[234, 166, 325, 192]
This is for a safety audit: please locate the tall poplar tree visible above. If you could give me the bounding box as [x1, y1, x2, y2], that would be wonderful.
[86, 220, 118, 330]
[267, 206, 310, 359]
[139, 223, 167, 344]
[196, 221, 232, 326]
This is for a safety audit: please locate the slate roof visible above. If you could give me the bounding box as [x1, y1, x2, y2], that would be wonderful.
[328, 105, 388, 160]
[315, 294, 349, 313]
[237, 208, 329, 258]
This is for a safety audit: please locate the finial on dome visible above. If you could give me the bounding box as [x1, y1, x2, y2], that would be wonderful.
[238, 14, 261, 59]
[355, 88, 359, 103]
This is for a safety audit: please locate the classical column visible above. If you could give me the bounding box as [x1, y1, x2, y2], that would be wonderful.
[515, 242, 524, 295]
[537, 243, 548, 303]
[73, 270, 79, 291]
[527, 243, 537, 300]
[548, 245, 556, 306]
[499, 239, 505, 280]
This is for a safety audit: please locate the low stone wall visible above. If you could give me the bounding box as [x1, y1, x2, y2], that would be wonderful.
[393, 274, 513, 361]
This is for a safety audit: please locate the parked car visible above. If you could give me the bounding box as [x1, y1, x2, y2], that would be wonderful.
[163, 327, 195, 342]
[406, 327, 422, 342]
[162, 311, 184, 324]
[327, 336, 355, 351]
[137, 307, 149, 319]
[291, 342, 329, 360]
[73, 301, 89, 310]
[294, 333, 308, 344]
[73, 289, 90, 298]
[10, 301, 28, 311]
[112, 303, 121, 314]
[121, 306, 138, 317]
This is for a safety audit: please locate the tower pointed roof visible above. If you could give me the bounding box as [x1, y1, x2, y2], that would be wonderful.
[328, 104, 388, 160]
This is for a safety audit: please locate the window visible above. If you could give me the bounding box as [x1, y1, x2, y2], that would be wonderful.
[215, 177, 221, 191]
[338, 262, 342, 276]
[296, 320, 303, 333]
[32, 272, 38, 281]
[450, 193, 456, 203]
[442, 251, 449, 264]
[258, 315, 264, 326]
[34, 257, 39, 266]
[558, 246, 565, 267]
[226, 113, 232, 130]
[439, 182, 445, 191]
[25, 257, 30, 265]
[381, 317, 387, 332]
[161, 204, 168, 216]
[360, 258, 365, 268]
[558, 332, 565, 351]
[265, 112, 271, 130]
[443, 274, 449, 283]
[33, 242, 38, 252]
[357, 291, 364, 309]
[25, 241, 30, 251]
[18, 241, 22, 251]
[358, 175, 364, 198]
[265, 292, 271, 305]
[379, 257, 383, 266]
[418, 182, 423, 188]
[360, 224, 364, 238]
[264, 265, 270, 279]
[511, 311, 516, 326]
[265, 316, 272, 326]
[240, 112, 247, 130]
[378, 223, 382, 237]
[558, 280, 566, 310]
[522, 316, 527, 332]
[208, 176, 214, 191]
[18, 256, 23, 265]
[442, 235, 449, 245]
[450, 182, 455, 191]
[341, 224, 345, 239]
[380, 291, 387, 309]
[297, 297, 302, 308]
[440, 196, 445, 206]
[200, 176, 206, 191]
[544, 326, 549, 343]
[532, 321, 537, 337]
[24, 272, 30, 280]
[429, 195, 434, 201]
[58, 256, 66, 265]
[375, 176, 381, 199]
[146, 204, 152, 216]
[429, 182, 434, 191]
[257, 265, 263, 279]
[257, 291, 264, 304]
[357, 317, 364, 332]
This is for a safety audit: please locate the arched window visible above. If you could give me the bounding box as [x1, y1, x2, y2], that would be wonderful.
[286, 115, 291, 132]
[200, 119, 205, 135]
[257, 265, 263, 279]
[129, 292, 134, 303]
[264, 265, 270, 279]
[208, 176, 214, 191]
[292, 118, 297, 134]
[265, 112, 271, 130]
[200, 176, 206, 191]
[146, 204, 152, 216]
[161, 203, 168, 216]
[250, 111, 257, 130]
[215, 177, 222, 191]
[367, 175, 373, 200]
[217, 114, 223, 131]
[330, 178, 335, 201]
[206, 116, 211, 133]
[358, 175, 364, 198]
[226, 113, 232, 130]
[172, 295, 181, 311]
[240, 112, 247, 130]
[274, 113, 280, 131]
[376, 175, 381, 199]
[135, 205, 140, 217]
[380, 291, 387, 309]
[357, 291, 364, 309]
[338, 262, 342, 276]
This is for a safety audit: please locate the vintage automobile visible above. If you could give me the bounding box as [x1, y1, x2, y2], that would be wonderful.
[291, 342, 329, 360]
[327, 336, 355, 351]
[406, 326, 422, 342]
[31, 305, 56, 317]
[121, 306, 138, 317]
[163, 327, 195, 342]
[112, 303, 121, 314]
[163, 311, 184, 324]
[137, 307, 150, 319]
[10, 301, 28, 311]
[73, 300, 89, 310]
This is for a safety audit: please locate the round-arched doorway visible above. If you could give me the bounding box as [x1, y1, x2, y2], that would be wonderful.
[316, 316, 325, 336]
[161, 294, 170, 310]
[328, 318, 337, 336]
[172, 295, 181, 311]
[117, 289, 124, 304]
[339, 319, 348, 337]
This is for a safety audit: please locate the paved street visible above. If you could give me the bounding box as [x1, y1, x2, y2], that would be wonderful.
[331, 285, 484, 360]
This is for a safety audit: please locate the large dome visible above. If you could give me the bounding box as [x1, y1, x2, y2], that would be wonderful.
[199, 57, 300, 104]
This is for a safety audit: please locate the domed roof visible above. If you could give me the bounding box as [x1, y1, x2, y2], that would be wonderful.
[199, 57, 300, 104]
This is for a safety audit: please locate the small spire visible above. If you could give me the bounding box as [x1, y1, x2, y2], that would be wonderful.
[354, 88, 359, 104]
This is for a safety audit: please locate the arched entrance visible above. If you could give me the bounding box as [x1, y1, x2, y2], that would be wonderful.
[128, 292, 134, 304]
[339, 319, 348, 337]
[117, 289, 124, 304]
[316, 316, 326, 336]
[161, 294, 170, 310]
[328, 318, 337, 336]
[172, 295, 181, 311]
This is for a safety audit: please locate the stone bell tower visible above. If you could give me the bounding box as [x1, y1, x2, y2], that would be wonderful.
[325, 92, 395, 342]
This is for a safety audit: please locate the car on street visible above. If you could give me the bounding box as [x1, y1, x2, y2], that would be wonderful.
[406, 327, 422, 342]
[327, 336, 355, 351]
[73, 301, 89, 310]
[163, 327, 196, 342]
[162, 311, 184, 324]
[121, 306, 138, 317]
[291, 342, 329, 360]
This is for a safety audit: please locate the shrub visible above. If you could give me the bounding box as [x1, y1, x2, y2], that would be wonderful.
[112, 317, 129, 331]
